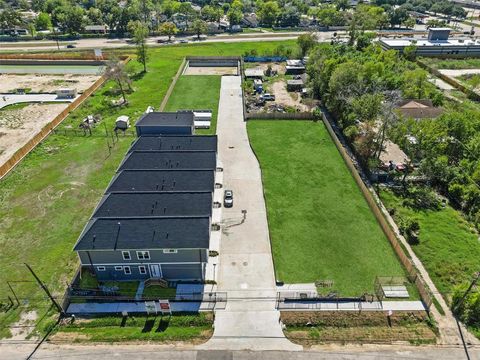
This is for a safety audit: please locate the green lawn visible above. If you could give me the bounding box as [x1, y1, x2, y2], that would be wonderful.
[164, 75, 221, 135]
[0, 40, 296, 338]
[380, 189, 480, 300]
[420, 57, 480, 70]
[247, 120, 405, 296]
[51, 313, 213, 343]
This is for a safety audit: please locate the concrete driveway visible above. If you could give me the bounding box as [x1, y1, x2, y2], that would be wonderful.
[200, 76, 299, 351]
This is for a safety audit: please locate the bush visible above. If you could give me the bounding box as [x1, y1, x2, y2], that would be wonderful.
[398, 216, 420, 245]
[452, 283, 480, 328]
[403, 187, 441, 210]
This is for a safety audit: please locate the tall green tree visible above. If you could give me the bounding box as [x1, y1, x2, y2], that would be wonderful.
[159, 21, 178, 40]
[257, 0, 280, 27]
[128, 20, 149, 72]
[191, 18, 207, 40]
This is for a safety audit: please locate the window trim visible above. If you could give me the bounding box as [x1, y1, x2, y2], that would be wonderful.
[97, 266, 106, 271]
[124, 266, 131, 275]
[163, 249, 178, 254]
[122, 251, 131, 260]
[115, 266, 123, 271]
[138, 265, 147, 275]
[136, 250, 150, 260]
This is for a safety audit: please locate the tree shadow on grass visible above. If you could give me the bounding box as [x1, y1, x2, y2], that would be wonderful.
[156, 315, 171, 333]
[130, 71, 146, 82]
[142, 317, 156, 333]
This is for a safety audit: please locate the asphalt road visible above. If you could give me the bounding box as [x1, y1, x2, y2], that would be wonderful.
[0, 32, 316, 52]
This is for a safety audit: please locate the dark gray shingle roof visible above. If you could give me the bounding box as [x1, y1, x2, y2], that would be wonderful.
[93, 192, 213, 218]
[136, 112, 194, 127]
[118, 151, 217, 171]
[129, 135, 217, 152]
[106, 170, 215, 193]
[74, 217, 210, 251]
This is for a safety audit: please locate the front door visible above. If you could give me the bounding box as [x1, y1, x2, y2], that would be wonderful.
[149, 264, 162, 278]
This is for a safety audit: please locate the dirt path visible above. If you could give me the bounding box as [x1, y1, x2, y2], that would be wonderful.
[270, 81, 309, 111]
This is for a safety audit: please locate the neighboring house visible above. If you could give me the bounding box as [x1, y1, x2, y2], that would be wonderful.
[73, 120, 218, 283]
[244, 68, 264, 79]
[136, 111, 195, 136]
[396, 99, 444, 120]
[242, 13, 258, 28]
[286, 59, 306, 75]
[172, 13, 188, 30]
[84, 25, 109, 34]
[286, 79, 304, 92]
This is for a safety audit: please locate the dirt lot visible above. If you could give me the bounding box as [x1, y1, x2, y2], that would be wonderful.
[0, 103, 68, 166]
[0, 74, 99, 93]
[270, 80, 312, 111]
[183, 66, 237, 75]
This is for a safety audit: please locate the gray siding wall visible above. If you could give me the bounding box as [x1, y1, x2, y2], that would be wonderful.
[78, 249, 208, 265]
[91, 263, 204, 281]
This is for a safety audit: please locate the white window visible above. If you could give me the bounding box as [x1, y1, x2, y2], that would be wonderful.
[97, 266, 106, 271]
[124, 266, 131, 275]
[122, 251, 131, 260]
[115, 266, 123, 271]
[139, 266, 147, 274]
[163, 249, 178, 254]
[136, 251, 150, 260]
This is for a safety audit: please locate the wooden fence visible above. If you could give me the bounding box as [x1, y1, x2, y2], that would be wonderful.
[321, 112, 433, 310]
[0, 56, 130, 179]
[158, 58, 187, 111]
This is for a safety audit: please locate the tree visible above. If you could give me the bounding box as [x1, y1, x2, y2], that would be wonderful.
[314, 5, 346, 27]
[87, 7, 103, 25]
[402, 16, 415, 29]
[278, 5, 300, 28]
[0, 8, 22, 31]
[202, 5, 223, 22]
[257, 1, 280, 27]
[191, 18, 207, 40]
[297, 33, 317, 57]
[159, 21, 178, 41]
[128, 20, 149, 72]
[104, 58, 131, 104]
[55, 5, 85, 35]
[35, 12, 52, 30]
[227, 0, 243, 28]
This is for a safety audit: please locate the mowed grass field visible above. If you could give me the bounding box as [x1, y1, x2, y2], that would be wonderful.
[380, 190, 480, 299]
[247, 120, 404, 296]
[0, 40, 296, 338]
[164, 75, 221, 135]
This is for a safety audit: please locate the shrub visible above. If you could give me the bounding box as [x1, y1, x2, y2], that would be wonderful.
[398, 216, 420, 245]
[403, 187, 440, 210]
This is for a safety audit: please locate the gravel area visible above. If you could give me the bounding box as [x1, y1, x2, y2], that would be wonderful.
[0, 74, 99, 93]
[0, 103, 68, 167]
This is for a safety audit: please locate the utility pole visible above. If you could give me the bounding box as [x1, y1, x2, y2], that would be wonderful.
[24, 263, 64, 315]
